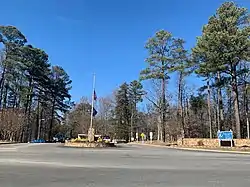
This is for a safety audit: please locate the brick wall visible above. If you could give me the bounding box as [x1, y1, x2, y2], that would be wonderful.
[177, 138, 250, 147]
[177, 138, 219, 147]
[234, 139, 250, 146]
[65, 141, 103, 148]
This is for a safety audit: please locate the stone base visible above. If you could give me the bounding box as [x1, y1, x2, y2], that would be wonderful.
[87, 128, 95, 142]
[64, 141, 115, 148]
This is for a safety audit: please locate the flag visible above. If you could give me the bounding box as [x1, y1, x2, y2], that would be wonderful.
[93, 107, 98, 117]
[93, 90, 97, 101]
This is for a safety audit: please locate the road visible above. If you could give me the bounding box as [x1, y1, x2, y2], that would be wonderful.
[0, 143, 250, 187]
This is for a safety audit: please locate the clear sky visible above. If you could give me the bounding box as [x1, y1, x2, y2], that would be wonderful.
[0, 0, 249, 102]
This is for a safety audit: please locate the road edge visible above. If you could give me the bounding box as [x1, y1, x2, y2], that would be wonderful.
[0, 142, 18, 145]
[129, 142, 250, 154]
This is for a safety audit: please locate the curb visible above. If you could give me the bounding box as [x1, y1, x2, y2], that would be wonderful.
[0, 142, 17, 145]
[130, 143, 167, 147]
[169, 146, 250, 154]
[130, 143, 250, 154]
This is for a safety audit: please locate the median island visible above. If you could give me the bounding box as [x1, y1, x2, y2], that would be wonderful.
[64, 129, 115, 148]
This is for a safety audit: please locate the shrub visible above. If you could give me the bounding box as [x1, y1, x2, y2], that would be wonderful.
[197, 140, 204, 146]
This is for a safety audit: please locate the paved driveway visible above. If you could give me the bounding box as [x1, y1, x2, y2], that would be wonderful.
[0, 143, 250, 187]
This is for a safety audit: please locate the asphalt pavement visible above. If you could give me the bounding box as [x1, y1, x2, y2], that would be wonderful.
[0, 143, 250, 187]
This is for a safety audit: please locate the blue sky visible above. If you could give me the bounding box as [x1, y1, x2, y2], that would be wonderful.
[0, 0, 249, 102]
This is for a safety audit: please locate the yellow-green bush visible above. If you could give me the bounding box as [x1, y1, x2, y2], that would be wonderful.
[97, 137, 103, 142]
[104, 140, 110, 143]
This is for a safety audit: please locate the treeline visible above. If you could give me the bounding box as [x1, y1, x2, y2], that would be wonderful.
[0, 26, 72, 142]
[191, 2, 249, 139]
[67, 2, 249, 142]
[141, 2, 249, 140]
[66, 81, 144, 141]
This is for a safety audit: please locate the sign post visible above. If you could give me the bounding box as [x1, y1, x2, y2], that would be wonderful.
[149, 132, 153, 143]
[140, 133, 145, 144]
[217, 130, 233, 147]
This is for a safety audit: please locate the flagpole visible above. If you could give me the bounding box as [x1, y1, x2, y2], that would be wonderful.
[90, 73, 95, 131]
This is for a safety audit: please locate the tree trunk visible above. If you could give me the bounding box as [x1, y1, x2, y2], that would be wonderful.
[207, 80, 213, 138]
[177, 72, 185, 138]
[130, 106, 134, 142]
[232, 70, 241, 139]
[244, 81, 249, 139]
[18, 127, 23, 142]
[27, 90, 33, 142]
[23, 79, 33, 142]
[0, 80, 5, 109]
[16, 76, 23, 108]
[12, 93, 17, 108]
[200, 112, 204, 138]
[185, 97, 189, 118]
[130, 98, 136, 142]
[247, 113, 250, 139]
[39, 107, 44, 139]
[25, 79, 32, 114]
[3, 84, 8, 108]
[48, 98, 56, 141]
[104, 115, 107, 135]
[162, 76, 166, 142]
[157, 115, 161, 141]
[216, 72, 224, 131]
[0, 64, 6, 109]
[34, 98, 40, 140]
[226, 87, 233, 130]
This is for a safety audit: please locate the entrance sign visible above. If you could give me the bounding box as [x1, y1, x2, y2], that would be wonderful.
[217, 131, 233, 140]
[217, 130, 233, 147]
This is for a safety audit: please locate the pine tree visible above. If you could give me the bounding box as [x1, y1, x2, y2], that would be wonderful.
[115, 83, 131, 141]
[0, 26, 72, 142]
[192, 2, 250, 138]
[140, 30, 177, 142]
[128, 80, 144, 141]
[47, 66, 72, 141]
[0, 26, 27, 109]
[169, 38, 190, 138]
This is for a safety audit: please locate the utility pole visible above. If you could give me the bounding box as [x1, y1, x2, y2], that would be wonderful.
[247, 112, 249, 139]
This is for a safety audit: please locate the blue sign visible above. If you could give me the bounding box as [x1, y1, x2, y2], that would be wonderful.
[217, 131, 233, 140]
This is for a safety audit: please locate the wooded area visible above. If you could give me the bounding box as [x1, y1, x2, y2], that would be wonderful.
[1, 2, 249, 142]
[67, 2, 249, 142]
[0, 26, 72, 142]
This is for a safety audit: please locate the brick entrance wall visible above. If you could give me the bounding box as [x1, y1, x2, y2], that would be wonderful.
[177, 138, 250, 147]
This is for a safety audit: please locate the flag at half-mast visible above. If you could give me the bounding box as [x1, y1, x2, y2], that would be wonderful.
[93, 90, 97, 101]
[93, 89, 98, 117]
[93, 107, 97, 117]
